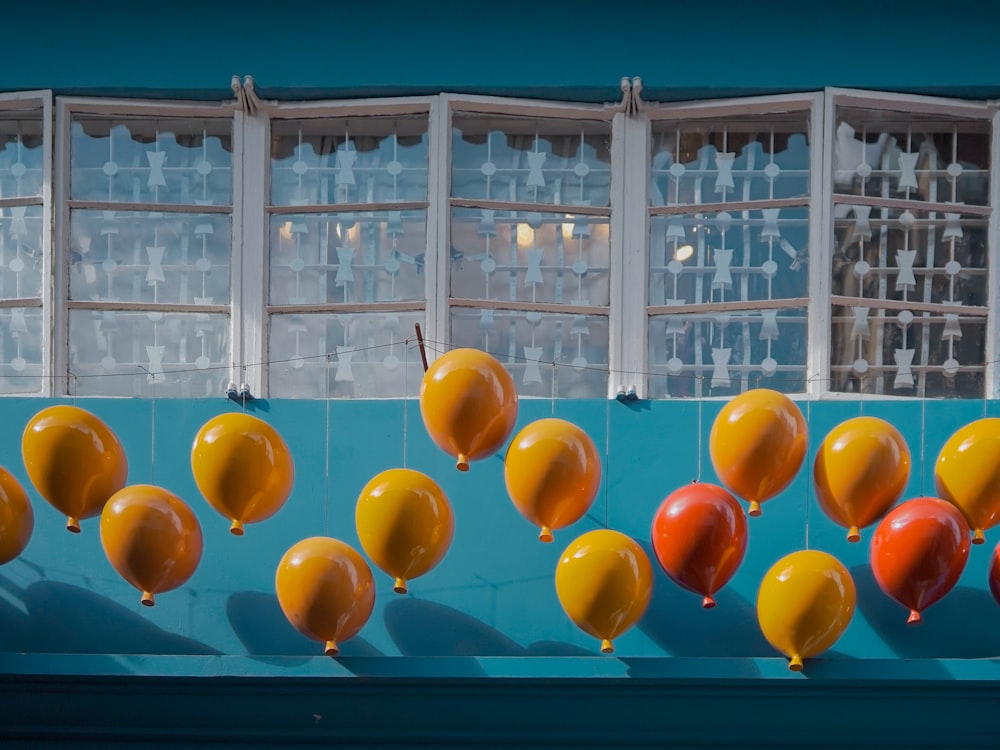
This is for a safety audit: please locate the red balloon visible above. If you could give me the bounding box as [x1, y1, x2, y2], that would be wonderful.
[870, 497, 970, 625]
[989, 542, 1000, 608]
[651, 482, 748, 608]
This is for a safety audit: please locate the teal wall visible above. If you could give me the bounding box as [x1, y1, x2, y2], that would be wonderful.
[3, 1, 1000, 101]
[0, 396, 998, 663]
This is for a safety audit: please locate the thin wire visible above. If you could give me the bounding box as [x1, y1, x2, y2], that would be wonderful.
[603, 392, 610, 530]
[403, 340, 409, 469]
[804, 374, 812, 551]
[920, 396, 927, 496]
[696, 377, 703, 482]
[150, 396, 156, 486]
[550, 360, 556, 417]
[324, 398, 331, 537]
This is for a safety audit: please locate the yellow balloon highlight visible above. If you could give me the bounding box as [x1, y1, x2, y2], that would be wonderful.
[0, 467, 33, 564]
[757, 550, 856, 671]
[355, 468, 454, 594]
[22, 405, 128, 533]
[935, 418, 1000, 544]
[100, 485, 203, 607]
[505, 418, 602, 542]
[419, 348, 518, 471]
[275, 537, 375, 657]
[555, 529, 653, 654]
[191, 412, 294, 535]
[709, 389, 807, 516]
[814, 417, 911, 542]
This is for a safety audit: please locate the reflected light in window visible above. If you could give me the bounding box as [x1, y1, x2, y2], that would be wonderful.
[279, 221, 293, 241]
[516, 223, 534, 249]
[674, 244, 694, 262]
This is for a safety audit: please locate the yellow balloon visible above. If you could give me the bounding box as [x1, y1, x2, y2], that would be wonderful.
[757, 550, 856, 671]
[191, 412, 294, 535]
[22, 405, 128, 533]
[935, 418, 1000, 544]
[100, 485, 203, 607]
[275, 537, 375, 657]
[0, 467, 33, 564]
[555, 529, 653, 654]
[355, 468, 454, 594]
[419, 348, 518, 471]
[709, 388, 807, 516]
[504, 418, 602, 542]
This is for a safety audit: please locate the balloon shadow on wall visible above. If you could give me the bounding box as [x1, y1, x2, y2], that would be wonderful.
[637, 543, 771, 662]
[227, 590, 384, 664]
[0, 578, 220, 655]
[852, 564, 1000, 659]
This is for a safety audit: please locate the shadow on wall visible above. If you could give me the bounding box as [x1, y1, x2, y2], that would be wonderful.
[637, 541, 772, 661]
[852, 564, 1000, 659]
[384, 597, 593, 658]
[227, 590, 384, 661]
[0, 577, 220, 655]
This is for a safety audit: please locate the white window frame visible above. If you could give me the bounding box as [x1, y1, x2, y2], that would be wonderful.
[0, 90, 51, 395]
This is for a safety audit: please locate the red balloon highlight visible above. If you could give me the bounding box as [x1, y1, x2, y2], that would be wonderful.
[651, 482, 748, 608]
[870, 497, 970, 625]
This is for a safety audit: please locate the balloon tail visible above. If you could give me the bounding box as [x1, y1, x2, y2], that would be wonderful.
[600, 638, 614, 654]
[748, 501, 762, 517]
[393, 577, 408, 595]
[141, 591, 155, 607]
[456, 454, 469, 472]
[324, 640, 340, 657]
[788, 654, 804, 672]
[539, 526, 554, 543]
[847, 526, 861, 543]
[907, 609, 922, 625]
[701, 594, 716, 609]
[66, 516, 81, 534]
[973, 528, 986, 544]
[230, 519, 245, 536]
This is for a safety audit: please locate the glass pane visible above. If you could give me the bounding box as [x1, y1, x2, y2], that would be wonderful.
[0, 307, 42, 393]
[270, 116, 428, 206]
[831, 203, 987, 307]
[451, 208, 610, 306]
[268, 211, 426, 305]
[648, 208, 808, 306]
[651, 113, 809, 206]
[830, 305, 985, 398]
[647, 309, 807, 398]
[71, 116, 233, 205]
[452, 116, 611, 207]
[68, 310, 229, 397]
[833, 108, 990, 206]
[0, 107, 44, 199]
[69, 209, 231, 304]
[0, 204, 43, 299]
[269, 311, 425, 398]
[450, 308, 608, 398]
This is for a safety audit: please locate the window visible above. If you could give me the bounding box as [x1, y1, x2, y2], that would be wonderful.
[0, 88, 991, 400]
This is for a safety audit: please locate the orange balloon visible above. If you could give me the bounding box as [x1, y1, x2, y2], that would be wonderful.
[709, 389, 807, 516]
[191, 412, 294, 535]
[870, 497, 970, 624]
[355, 468, 454, 594]
[22, 405, 128, 532]
[935, 418, 1000, 544]
[555, 529, 653, 653]
[504, 418, 602, 542]
[651, 482, 747, 608]
[419, 348, 518, 471]
[814, 417, 911, 542]
[0, 467, 33, 564]
[275, 537, 375, 656]
[100, 485, 203, 607]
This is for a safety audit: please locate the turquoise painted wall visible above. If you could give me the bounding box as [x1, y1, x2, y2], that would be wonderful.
[1, 396, 998, 667]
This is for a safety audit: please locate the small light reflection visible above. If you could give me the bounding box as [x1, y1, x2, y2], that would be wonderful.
[674, 244, 694, 262]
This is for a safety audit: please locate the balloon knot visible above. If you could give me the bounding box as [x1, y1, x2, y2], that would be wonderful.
[748, 501, 762, 517]
[701, 595, 716, 609]
[456, 454, 470, 472]
[393, 577, 408, 595]
[600, 639, 615, 654]
[141, 591, 155, 607]
[973, 528, 986, 544]
[66, 517, 81, 534]
[907, 609, 922, 625]
[539, 527, 554, 543]
[230, 519, 245, 536]
[847, 526, 861, 543]
[324, 640, 340, 657]
[788, 655, 804, 671]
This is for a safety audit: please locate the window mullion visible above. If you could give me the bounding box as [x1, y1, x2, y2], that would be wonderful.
[425, 95, 450, 366]
[52, 97, 71, 396]
[809, 91, 831, 398]
[987, 108, 1000, 399]
[234, 110, 268, 397]
[610, 111, 650, 399]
